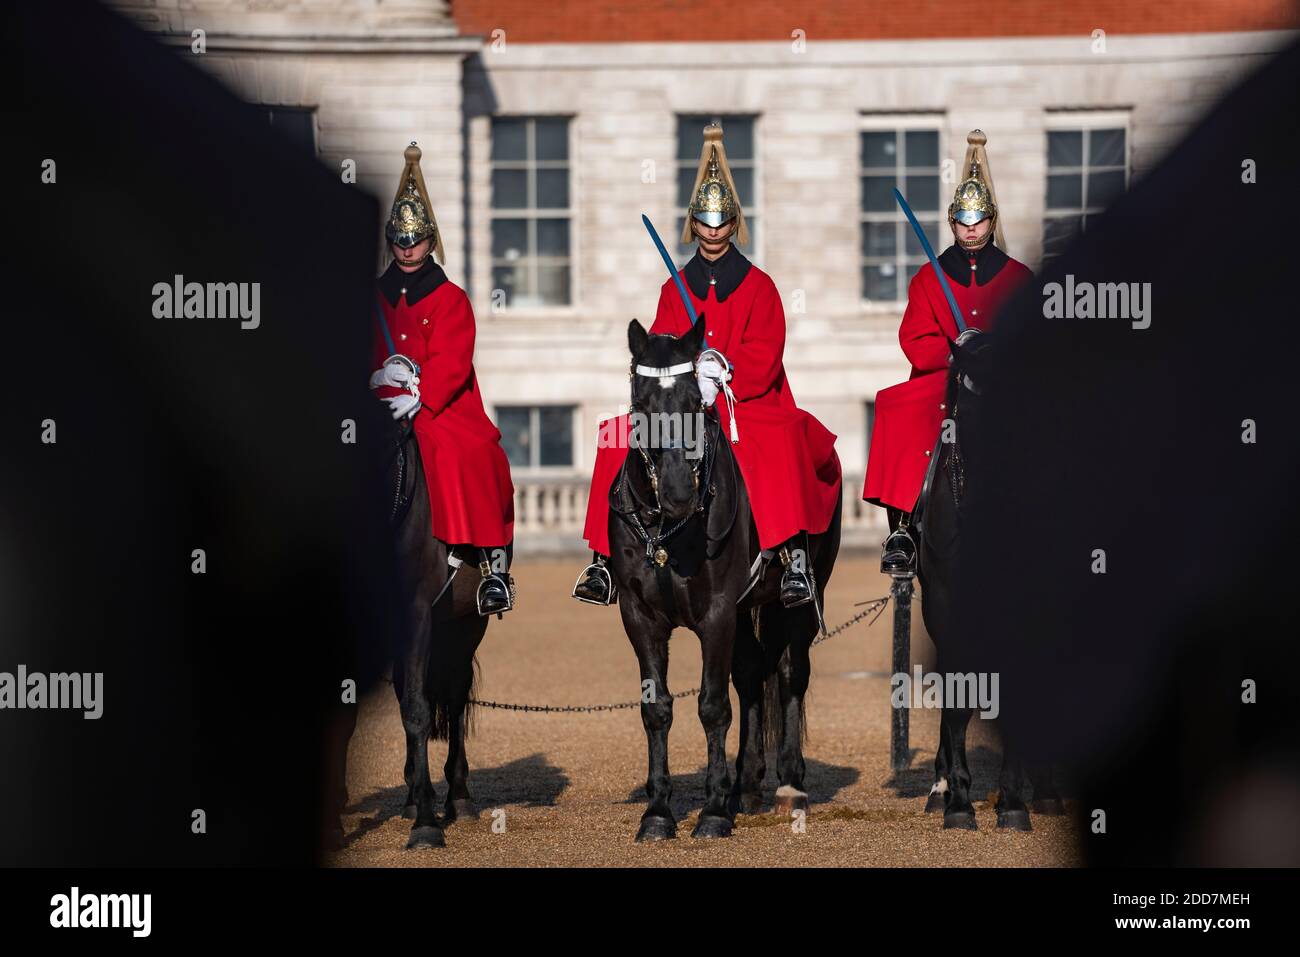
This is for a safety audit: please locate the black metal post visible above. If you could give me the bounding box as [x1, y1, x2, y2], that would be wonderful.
[889, 574, 913, 772]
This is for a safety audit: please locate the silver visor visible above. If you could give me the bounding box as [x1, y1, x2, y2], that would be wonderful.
[952, 208, 990, 226]
[692, 209, 730, 228]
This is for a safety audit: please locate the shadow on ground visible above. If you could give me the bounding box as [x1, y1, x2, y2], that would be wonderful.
[619, 754, 860, 819]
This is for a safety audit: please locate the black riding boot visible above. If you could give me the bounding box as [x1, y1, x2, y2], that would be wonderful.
[572, 552, 617, 606]
[475, 547, 515, 617]
[880, 510, 917, 577]
[778, 537, 814, 608]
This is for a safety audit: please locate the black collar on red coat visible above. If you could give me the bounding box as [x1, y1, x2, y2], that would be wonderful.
[683, 242, 752, 303]
[378, 258, 448, 307]
[938, 240, 1008, 288]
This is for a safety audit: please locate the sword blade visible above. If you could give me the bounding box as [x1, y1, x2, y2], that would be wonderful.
[893, 187, 967, 334]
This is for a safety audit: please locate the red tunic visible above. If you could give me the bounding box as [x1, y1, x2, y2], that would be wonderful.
[372, 265, 514, 547]
[583, 255, 842, 555]
[863, 244, 1032, 511]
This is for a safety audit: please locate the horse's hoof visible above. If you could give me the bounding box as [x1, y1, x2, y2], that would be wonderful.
[1030, 797, 1066, 816]
[405, 825, 446, 849]
[738, 793, 763, 815]
[446, 798, 479, 822]
[943, 810, 978, 830]
[691, 815, 733, 839]
[997, 809, 1032, 831]
[773, 787, 808, 815]
[401, 804, 418, 820]
[924, 791, 947, 814]
[635, 816, 677, 842]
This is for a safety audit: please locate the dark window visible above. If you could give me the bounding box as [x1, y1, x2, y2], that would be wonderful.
[496, 405, 575, 469]
[1043, 126, 1128, 264]
[490, 117, 573, 307]
[861, 127, 942, 303]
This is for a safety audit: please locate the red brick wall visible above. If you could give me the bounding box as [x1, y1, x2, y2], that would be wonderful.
[452, 0, 1300, 43]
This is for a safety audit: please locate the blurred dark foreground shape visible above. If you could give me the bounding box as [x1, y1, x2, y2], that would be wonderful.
[951, 38, 1300, 865]
[1, 0, 399, 864]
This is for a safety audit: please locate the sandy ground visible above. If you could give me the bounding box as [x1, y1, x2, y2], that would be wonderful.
[330, 555, 1083, 867]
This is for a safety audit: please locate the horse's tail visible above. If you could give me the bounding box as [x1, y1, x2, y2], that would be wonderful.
[427, 619, 480, 742]
[755, 607, 809, 753]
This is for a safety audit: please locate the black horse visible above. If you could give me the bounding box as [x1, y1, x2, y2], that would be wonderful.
[915, 331, 1064, 830]
[610, 317, 841, 841]
[385, 418, 504, 849]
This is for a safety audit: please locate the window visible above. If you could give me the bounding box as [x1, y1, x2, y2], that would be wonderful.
[490, 117, 572, 307]
[496, 405, 575, 470]
[860, 121, 943, 303]
[254, 106, 316, 156]
[1043, 117, 1129, 264]
[676, 115, 758, 260]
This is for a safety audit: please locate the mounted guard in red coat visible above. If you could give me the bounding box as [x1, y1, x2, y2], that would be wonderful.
[863, 130, 1032, 575]
[369, 143, 517, 616]
[572, 122, 842, 608]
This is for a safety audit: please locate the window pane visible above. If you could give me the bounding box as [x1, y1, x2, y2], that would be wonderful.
[536, 218, 570, 256]
[1088, 128, 1125, 167]
[491, 118, 527, 161]
[861, 131, 897, 169]
[677, 167, 697, 208]
[491, 168, 528, 209]
[1047, 172, 1082, 210]
[534, 118, 569, 160]
[1042, 215, 1082, 258]
[497, 407, 532, 467]
[862, 263, 900, 302]
[1047, 130, 1082, 168]
[536, 265, 571, 306]
[861, 221, 896, 257]
[862, 174, 896, 212]
[730, 167, 754, 205]
[677, 115, 753, 161]
[905, 219, 939, 256]
[538, 407, 574, 466]
[491, 264, 526, 306]
[491, 218, 528, 259]
[1088, 169, 1126, 209]
[904, 130, 938, 168]
[903, 174, 939, 211]
[536, 168, 569, 208]
[723, 120, 754, 160]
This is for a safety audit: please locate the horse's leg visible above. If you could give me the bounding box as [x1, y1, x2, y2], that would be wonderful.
[626, 608, 675, 842]
[941, 706, 977, 830]
[926, 707, 953, 813]
[442, 616, 487, 822]
[773, 605, 813, 817]
[400, 603, 445, 849]
[692, 610, 737, 838]
[730, 608, 766, 815]
[994, 733, 1032, 831]
[1028, 763, 1066, 816]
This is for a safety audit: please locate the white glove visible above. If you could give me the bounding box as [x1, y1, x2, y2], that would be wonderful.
[695, 353, 731, 408]
[384, 393, 421, 420]
[369, 358, 415, 390]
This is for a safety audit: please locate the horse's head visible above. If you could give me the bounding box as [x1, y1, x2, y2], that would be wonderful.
[626, 316, 709, 523]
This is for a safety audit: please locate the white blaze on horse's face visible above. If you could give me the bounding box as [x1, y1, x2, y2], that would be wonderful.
[658, 375, 676, 390]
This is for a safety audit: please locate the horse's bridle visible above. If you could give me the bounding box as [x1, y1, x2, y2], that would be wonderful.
[610, 358, 733, 567]
[387, 419, 419, 524]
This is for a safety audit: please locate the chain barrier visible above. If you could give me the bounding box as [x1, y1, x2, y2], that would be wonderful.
[459, 595, 891, 714]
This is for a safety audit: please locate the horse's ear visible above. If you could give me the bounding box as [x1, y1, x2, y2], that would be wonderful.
[684, 314, 706, 353]
[628, 318, 648, 356]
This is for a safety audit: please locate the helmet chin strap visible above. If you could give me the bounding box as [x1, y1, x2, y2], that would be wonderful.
[951, 216, 994, 251]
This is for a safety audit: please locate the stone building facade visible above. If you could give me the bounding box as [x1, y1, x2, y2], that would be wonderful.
[107, 1, 1297, 550]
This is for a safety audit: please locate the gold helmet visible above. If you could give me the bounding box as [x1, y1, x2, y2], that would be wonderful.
[948, 129, 1005, 250]
[386, 142, 445, 263]
[681, 121, 750, 246]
